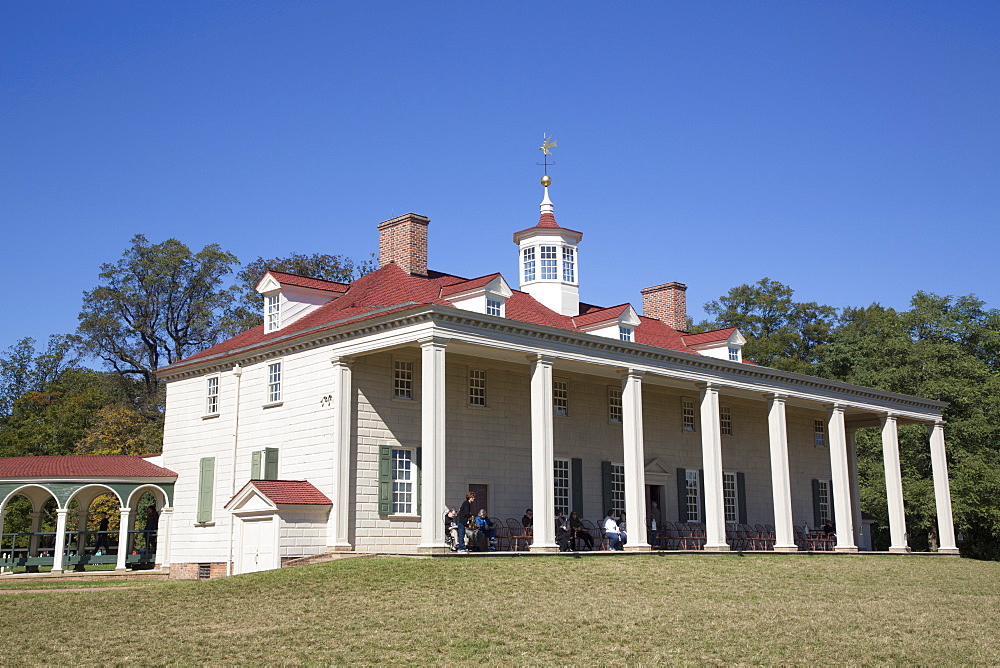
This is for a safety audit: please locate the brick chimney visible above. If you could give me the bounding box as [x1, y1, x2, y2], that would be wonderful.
[377, 213, 430, 276]
[641, 282, 688, 332]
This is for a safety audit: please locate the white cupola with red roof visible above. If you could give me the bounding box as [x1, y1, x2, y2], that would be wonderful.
[255, 271, 348, 333]
[513, 176, 583, 317]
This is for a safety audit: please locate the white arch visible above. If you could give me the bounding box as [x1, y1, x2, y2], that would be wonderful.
[126, 484, 169, 510]
[66, 484, 125, 510]
[0, 484, 61, 514]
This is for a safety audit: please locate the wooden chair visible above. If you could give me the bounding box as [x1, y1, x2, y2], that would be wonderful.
[505, 518, 531, 551]
[793, 525, 807, 551]
[490, 518, 507, 551]
[583, 519, 609, 550]
[758, 524, 775, 550]
[659, 521, 681, 550]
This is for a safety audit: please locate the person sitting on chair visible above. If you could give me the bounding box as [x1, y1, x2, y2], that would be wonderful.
[603, 510, 624, 551]
[555, 510, 573, 552]
[521, 509, 533, 536]
[475, 509, 498, 551]
[618, 511, 628, 547]
[568, 511, 594, 550]
[444, 508, 459, 550]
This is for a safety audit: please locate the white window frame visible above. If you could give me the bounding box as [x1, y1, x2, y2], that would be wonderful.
[610, 463, 626, 516]
[728, 345, 739, 362]
[522, 247, 536, 283]
[619, 326, 633, 342]
[554, 458, 571, 517]
[723, 471, 737, 523]
[682, 398, 696, 432]
[685, 469, 701, 522]
[608, 386, 622, 423]
[265, 294, 281, 332]
[485, 298, 503, 317]
[391, 447, 415, 515]
[205, 375, 220, 416]
[553, 381, 568, 416]
[540, 245, 558, 280]
[817, 479, 831, 525]
[468, 369, 486, 406]
[720, 405, 733, 436]
[394, 360, 414, 400]
[562, 247, 575, 283]
[814, 419, 826, 447]
[266, 361, 282, 404]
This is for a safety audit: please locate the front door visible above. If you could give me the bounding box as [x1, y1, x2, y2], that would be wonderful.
[469, 484, 488, 517]
[239, 518, 276, 574]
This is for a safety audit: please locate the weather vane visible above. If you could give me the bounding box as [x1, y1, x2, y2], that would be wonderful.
[537, 134, 557, 179]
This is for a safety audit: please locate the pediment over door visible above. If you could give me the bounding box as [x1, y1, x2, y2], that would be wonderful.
[644, 458, 672, 485]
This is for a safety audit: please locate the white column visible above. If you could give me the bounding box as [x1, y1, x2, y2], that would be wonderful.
[699, 383, 729, 551]
[418, 337, 449, 552]
[847, 428, 864, 549]
[28, 511, 42, 557]
[51, 508, 68, 573]
[529, 354, 558, 551]
[880, 414, 909, 553]
[328, 356, 354, 551]
[157, 506, 173, 568]
[827, 404, 857, 552]
[766, 393, 797, 552]
[621, 369, 650, 551]
[929, 421, 959, 554]
[115, 507, 132, 571]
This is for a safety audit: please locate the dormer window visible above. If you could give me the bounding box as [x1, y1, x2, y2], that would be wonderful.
[540, 246, 558, 280]
[266, 294, 281, 332]
[486, 298, 503, 317]
[619, 326, 633, 342]
[442, 274, 512, 319]
[522, 247, 536, 283]
[562, 247, 575, 282]
[728, 345, 739, 361]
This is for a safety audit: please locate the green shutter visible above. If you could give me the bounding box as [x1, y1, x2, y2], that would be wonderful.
[676, 468, 687, 521]
[378, 445, 393, 515]
[250, 451, 261, 480]
[812, 479, 821, 529]
[197, 457, 215, 523]
[415, 447, 422, 515]
[571, 458, 583, 515]
[263, 448, 279, 480]
[737, 472, 747, 524]
[601, 461, 613, 516]
[699, 469, 706, 523]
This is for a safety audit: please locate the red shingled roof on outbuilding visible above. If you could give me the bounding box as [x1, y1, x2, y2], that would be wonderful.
[234, 480, 331, 505]
[0, 456, 177, 479]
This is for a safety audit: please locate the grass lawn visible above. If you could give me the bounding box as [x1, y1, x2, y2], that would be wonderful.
[0, 554, 997, 665]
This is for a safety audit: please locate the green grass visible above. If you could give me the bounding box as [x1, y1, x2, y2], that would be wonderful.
[0, 554, 997, 665]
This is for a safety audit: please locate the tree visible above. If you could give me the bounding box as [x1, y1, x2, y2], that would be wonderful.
[221, 252, 375, 336]
[76, 235, 238, 393]
[0, 335, 80, 418]
[76, 404, 160, 456]
[697, 278, 838, 373]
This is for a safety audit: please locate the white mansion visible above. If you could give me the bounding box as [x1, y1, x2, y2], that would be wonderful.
[146, 180, 959, 575]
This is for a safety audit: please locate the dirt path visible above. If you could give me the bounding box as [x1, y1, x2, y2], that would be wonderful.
[0, 586, 149, 594]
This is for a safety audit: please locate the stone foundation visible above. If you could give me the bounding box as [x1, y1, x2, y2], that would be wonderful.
[170, 562, 229, 580]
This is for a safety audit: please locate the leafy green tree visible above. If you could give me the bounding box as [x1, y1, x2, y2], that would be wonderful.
[696, 278, 838, 373]
[221, 252, 375, 336]
[76, 404, 161, 456]
[0, 335, 80, 418]
[76, 235, 239, 394]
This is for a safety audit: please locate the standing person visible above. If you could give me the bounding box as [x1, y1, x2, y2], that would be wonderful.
[618, 511, 628, 547]
[603, 510, 624, 551]
[144, 506, 159, 553]
[568, 511, 594, 550]
[94, 514, 110, 555]
[648, 500, 662, 533]
[456, 492, 475, 553]
[521, 509, 533, 536]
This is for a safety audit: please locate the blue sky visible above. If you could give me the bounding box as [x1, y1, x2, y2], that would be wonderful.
[2, 2, 998, 359]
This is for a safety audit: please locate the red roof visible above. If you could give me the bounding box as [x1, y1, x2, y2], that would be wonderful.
[266, 270, 349, 293]
[683, 327, 739, 346]
[162, 262, 704, 373]
[573, 304, 633, 328]
[512, 211, 583, 239]
[440, 273, 502, 298]
[234, 480, 331, 506]
[0, 456, 177, 479]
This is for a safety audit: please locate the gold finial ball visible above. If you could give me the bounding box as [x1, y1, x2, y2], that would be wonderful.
[540, 175, 551, 187]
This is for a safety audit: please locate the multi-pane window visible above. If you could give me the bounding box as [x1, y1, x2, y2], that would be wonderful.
[522, 247, 536, 282]
[608, 387, 622, 423]
[619, 326, 633, 342]
[562, 247, 575, 282]
[267, 362, 282, 403]
[394, 360, 413, 399]
[553, 458, 570, 516]
[610, 464, 626, 515]
[469, 369, 486, 406]
[685, 470, 701, 522]
[728, 345, 739, 361]
[391, 449, 414, 515]
[540, 245, 558, 280]
[720, 405, 733, 436]
[486, 298, 502, 317]
[817, 479, 831, 525]
[266, 294, 280, 332]
[682, 398, 696, 432]
[814, 420, 826, 447]
[206, 376, 219, 415]
[723, 472, 737, 523]
[553, 381, 568, 416]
